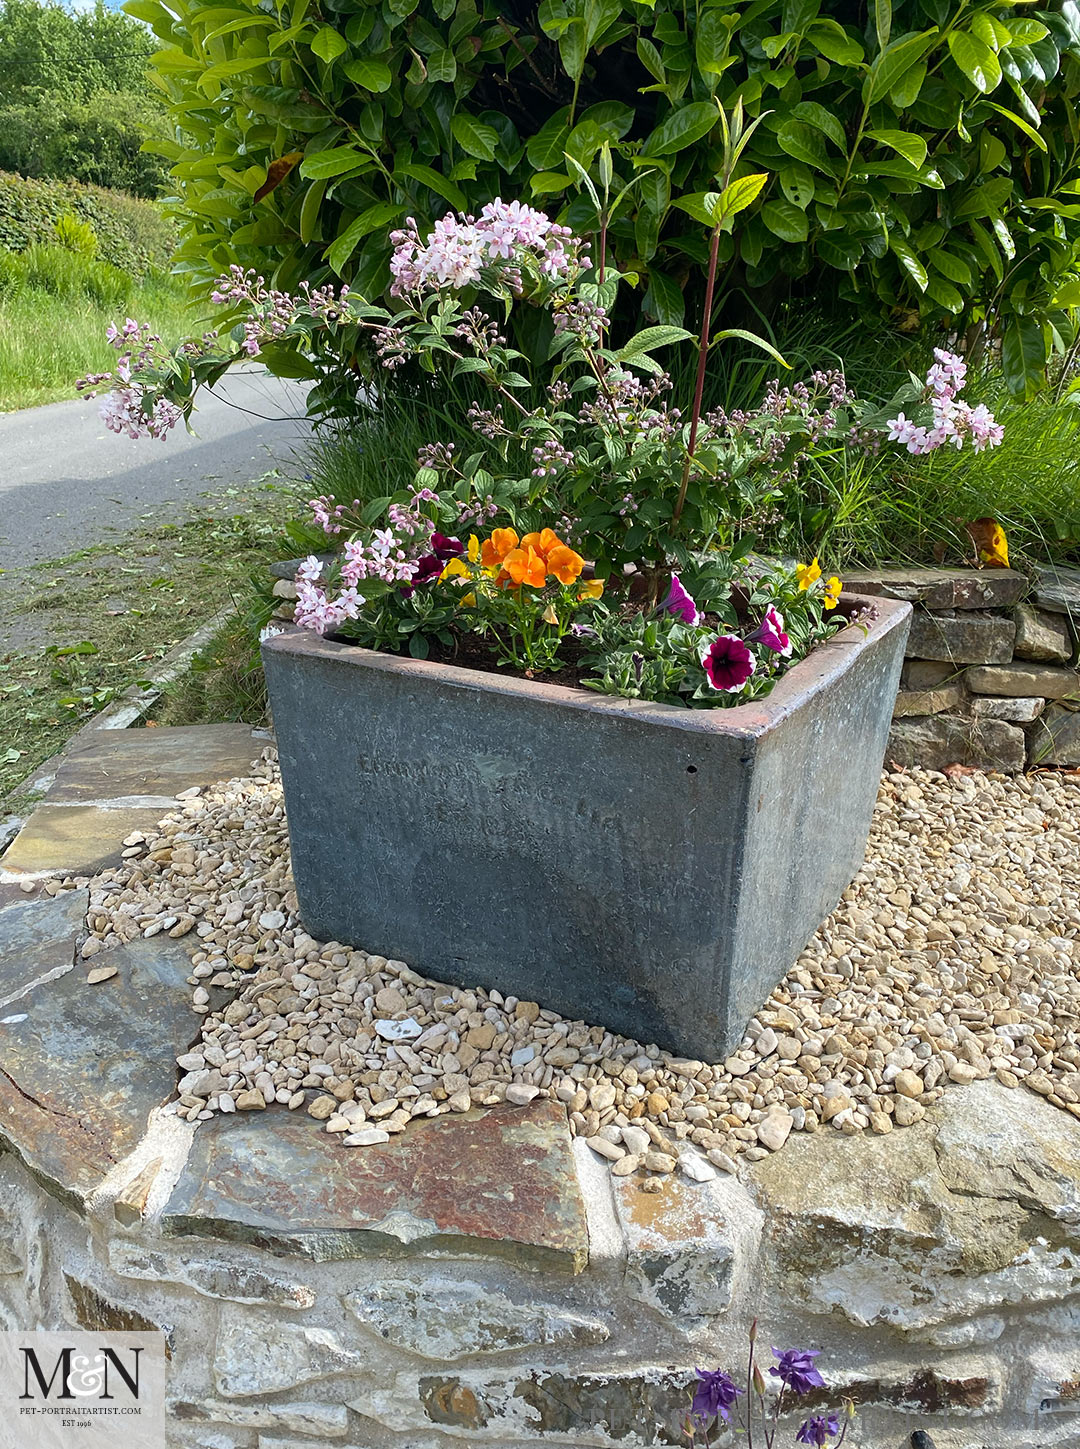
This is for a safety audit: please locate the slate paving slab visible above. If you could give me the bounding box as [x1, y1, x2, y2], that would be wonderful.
[0, 889, 87, 1009]
[46, 724, 259, 804]
[1, 724, 260, 880]
[0, 803, 177, 878]
[0, 936, 198, 1210]
[162, 1099, 588, 1272]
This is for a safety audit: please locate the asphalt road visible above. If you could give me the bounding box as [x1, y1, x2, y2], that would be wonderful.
[0, 370, 312, 575]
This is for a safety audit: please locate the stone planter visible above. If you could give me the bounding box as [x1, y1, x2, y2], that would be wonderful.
[261, 594, 910, 1061]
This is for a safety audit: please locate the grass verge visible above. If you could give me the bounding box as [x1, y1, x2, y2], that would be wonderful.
[0, 477, 291, 803]
[0, 268, 195, 411]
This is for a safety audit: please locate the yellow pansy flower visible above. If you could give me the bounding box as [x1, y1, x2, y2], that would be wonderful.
[796, 558, 822, 591]
[460, 592, 476, 608]
[467, 534, 480, 563]
[823, 575, 842, 610]
[439, 557, 469, 581]
[578, 579, 604, 600]
[541, 603, 559, 625]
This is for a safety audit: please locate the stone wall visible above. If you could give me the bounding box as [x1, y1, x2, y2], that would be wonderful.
[4, 1076, 1080, 1449]
[844, 564, 1080, 773]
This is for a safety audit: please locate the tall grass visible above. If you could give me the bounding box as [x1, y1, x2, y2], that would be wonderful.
[0, 261, 192, 411]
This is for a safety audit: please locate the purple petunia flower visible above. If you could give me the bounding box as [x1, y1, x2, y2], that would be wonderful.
[770, 1348, 826, 1396]
[701, 634, 755, 693]
[796, 1413, 841, 1445]
[691, 1369, 743, 1424]
[747, 603, 792, 657]
[662, 572, 700, 625]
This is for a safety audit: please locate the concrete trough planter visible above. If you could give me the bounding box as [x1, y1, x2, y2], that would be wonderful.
[262, 593, 910, 1061]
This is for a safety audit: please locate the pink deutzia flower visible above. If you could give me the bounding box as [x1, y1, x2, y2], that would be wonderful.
[747, 605, 792, 657]
[662, 573, 700, 625]
[702, 635, 756, 693]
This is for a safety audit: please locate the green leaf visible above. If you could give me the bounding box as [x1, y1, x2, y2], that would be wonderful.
[761, 198, 809, 242]
[696, 7, 733, 74]
[644, 268, 684, 326]
[889, 60, 925, 108]
[712, 327, 789, 369]
[325, 202, 403, 272]
[636, 35, 665, 83]
[926, 247, 972, 285]
[779, 163, 815, 208]
[530, 171, 571, 194]
[1002, 313, 1047, 396]
[873, 0, 891, 53]
[715, 171, 769, 221]
[923, 276, 964, 312]
[866, 129, 928, 170]
[427, 47, 457, 83]
[618, 324, 694, 357]
[311, 26, 347, 63]
[805, 20, 863, 65]
[790, 101, 846, 152]
[986, 102, 1048, 153]
[342, 58, 392, 91]
[671, 190, 723, 226]
[299, 178, 327, 244]
[890, 235, 928, 291]
[776, 120, 834, 174]
[642, 102, 718, 157]
[451, 113, 498, 161]
[863, 29, 938, 105]
[948, 30, 1002, 94]
[397, 163, 468, 211]
[1007, 18, 1049, 45]
[299, 146, 366, 179]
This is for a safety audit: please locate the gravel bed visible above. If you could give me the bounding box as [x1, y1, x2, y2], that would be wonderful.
[67, 750, 1080, 1187]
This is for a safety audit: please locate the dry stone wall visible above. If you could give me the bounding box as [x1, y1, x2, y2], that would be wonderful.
[844, 564, 1080, 773]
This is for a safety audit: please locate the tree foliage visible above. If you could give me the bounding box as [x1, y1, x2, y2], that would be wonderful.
[139, 0, 1080, 393]
[0, 0, 168, 197]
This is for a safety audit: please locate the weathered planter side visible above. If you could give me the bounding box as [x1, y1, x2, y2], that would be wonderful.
[262, 595, 910, 1061]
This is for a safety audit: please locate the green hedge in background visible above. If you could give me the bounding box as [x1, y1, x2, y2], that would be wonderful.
[136, 0, 1080, 394]
[0, 171, 175, 277]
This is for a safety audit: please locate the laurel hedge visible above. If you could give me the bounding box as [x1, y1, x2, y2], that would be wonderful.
[0, 171, 174, 277]
[135, 0, 1080, 393]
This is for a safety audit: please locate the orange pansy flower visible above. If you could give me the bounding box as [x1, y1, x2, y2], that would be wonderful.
[545, 544, 585, 585]
[502, 546, 547, 588]
[520, 528, 563, 558]
[481, 527, 519, 568]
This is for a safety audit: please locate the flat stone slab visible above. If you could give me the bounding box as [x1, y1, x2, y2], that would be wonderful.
[1035, 564, 1080, 617]
[843, 567, 1026, 610]
[0, 803, 177, 878]
[46, 724, 259, 804]
[0, 890, 86, 1008]
[0, 936, 196, 1209]
[163, 1100, 588, 1271]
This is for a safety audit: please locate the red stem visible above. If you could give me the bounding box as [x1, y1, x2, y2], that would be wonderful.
[672, 222, 721, 526]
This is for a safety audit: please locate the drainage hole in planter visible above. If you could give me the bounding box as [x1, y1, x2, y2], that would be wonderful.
[686, 765, 698, 774]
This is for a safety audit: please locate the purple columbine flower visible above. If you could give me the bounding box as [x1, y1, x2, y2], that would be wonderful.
[662, 572, 700, 625]
[770, 1349, 826, 1396]
[747, 603, 792, 657]
[691, 1369, 743, 1424]
[701, 635, 755, 693]
[796, 1413, 841, 1445]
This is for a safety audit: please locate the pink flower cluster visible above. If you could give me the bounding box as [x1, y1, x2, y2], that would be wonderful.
[293, 557, 365, 636]
[886, 349, 1004, 455]
[210, 267, 349, 357]
[78, 318, 183, 440]
[389, 201, 586, 296]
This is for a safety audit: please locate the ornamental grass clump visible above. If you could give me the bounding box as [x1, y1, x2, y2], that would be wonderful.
[83, 107, 1000, 707]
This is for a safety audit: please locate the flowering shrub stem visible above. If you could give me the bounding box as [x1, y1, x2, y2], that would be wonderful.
[674, 220, 721, 528]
